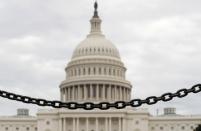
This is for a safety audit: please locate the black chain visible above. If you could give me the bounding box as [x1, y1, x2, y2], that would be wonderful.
[0, 84, 200, 110]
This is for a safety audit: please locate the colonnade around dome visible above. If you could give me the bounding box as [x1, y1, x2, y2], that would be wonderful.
[60, 84, 131, 102]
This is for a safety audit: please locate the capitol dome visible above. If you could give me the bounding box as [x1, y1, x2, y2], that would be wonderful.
[60, 2, 132, 103]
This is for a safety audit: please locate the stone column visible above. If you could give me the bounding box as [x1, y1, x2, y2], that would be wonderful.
[86, 117, 89, 131]
[96, 118, 99, 131]
[96, 84, 99, 100]
[102, 84, 105, 100]
[67, 88, 69, 101]
[123, 87, 125, 100]
[122, 118, 126, 131]
[66, 88, 68, 101]
[118, 117, 121, 131]
[105, 117, 108, 131]
[120, 87, 123, 100]
[59, 118, 62, 131]
[75, 86, 77, 100]
[72, 86, 75, 101]
[114, 85, 117, 101]
[60, 88, 62, 101]
[73, 118, 75, 131]
[90, 84, 93, 100]
[84, 85, 87, 100]
[119, 87, 121, 100]
[65, 88, 68, 101]
[125, 88, 127, 101]
[77, 117, 79, 131]
[77, 85, 80, 101]
[108, 85, 111, 101]
[63, 118, 66, 131]
[62, 88, 65, 101]
[109, 117, 112, 131]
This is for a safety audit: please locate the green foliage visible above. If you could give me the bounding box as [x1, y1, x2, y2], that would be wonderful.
[194, 125, 201, 131]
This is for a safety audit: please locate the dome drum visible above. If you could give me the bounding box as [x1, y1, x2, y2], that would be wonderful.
[65, 63, 127, 80]
[60, 83, 131, 103]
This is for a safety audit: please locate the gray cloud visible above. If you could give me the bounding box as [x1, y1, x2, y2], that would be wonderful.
[0, 0, 201, 116]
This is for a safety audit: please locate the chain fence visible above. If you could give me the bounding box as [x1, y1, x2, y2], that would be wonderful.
[0, 84, 200, 110]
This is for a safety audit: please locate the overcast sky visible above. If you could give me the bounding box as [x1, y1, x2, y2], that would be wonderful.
[0, 0, 201, 116]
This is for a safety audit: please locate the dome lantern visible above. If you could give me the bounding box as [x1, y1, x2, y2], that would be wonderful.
[89, 1, 103, 36]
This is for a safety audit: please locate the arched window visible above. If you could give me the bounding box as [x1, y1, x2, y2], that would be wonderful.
[113, 69, 116, 76]
[74, 69, 77, 76]
[88, 68, 91, 75]
[83, 68, 86, 75]
[99, 68, 101, 74]
[109, 68, 111, 75]
[71, 70, 73, 76]
[78, 69, 81, 75]
[94, 67, 96, 75]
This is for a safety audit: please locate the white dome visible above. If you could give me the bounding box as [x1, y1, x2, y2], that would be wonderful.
[72, 34, 120, 60]
[60, 2, 132, 103]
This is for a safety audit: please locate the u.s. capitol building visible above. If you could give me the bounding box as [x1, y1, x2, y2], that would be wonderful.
[0, 2, 200, 131]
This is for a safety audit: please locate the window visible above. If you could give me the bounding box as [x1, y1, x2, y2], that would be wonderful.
[83, 68, 86, 75]
[104, 68, 106, 75]
[46, 121, 50, 125]
[99, 68, 101, 74]
[75, 69, 77, 76]
[113, 69, 115, 76]
[109, 68, 111, 75]
[79, 69, 81, 75]
[26, 127, 30, 131]
[181, 126, 185, 130]
[160, 127, 163, 130]
[94, 67, 96, 75]
[88, 68, 91, 75]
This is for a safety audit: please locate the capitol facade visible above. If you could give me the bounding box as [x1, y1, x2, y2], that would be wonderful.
[0, 2, 201, 131]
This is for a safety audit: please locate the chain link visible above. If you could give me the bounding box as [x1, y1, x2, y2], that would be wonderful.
[0, 84, 200, 110]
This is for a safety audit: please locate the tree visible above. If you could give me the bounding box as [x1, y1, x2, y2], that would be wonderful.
[194, 125, 201, 131]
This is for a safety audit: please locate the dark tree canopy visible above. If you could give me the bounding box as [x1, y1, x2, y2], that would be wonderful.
[195, 125, 201, 131]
